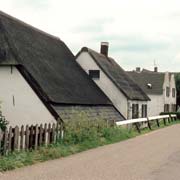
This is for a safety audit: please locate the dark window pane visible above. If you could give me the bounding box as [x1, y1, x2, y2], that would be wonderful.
[166, 87, 170, 97]
[132, 104, 139, 119]
[89, 70, 100, 79]
[172, 88, 176, 97]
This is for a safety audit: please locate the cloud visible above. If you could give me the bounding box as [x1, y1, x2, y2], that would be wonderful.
[72, 17, 114, 33]
[1, 0, 180, 72]
[11, 0, 50, 9]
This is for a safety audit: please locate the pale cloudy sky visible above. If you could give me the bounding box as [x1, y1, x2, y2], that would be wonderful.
[1, 0, 180, 71]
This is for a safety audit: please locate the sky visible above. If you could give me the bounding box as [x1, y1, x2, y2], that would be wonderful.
[1, 0, 180, 72]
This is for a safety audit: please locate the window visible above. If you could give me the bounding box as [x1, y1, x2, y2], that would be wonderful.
[166, 87, 170, 97]
[171, 104, 176, 112]
[132, 104, 139, 119]
[172, 88, 176, 97]
[164, 104, 170, 112]
[141, 104, 147, 118]
[89, 70, 100, 79]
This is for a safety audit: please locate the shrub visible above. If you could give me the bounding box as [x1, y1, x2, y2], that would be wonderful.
[0, 103, 8, 131]
[61, 111, 133, 146]
[62, 111, 113, 144]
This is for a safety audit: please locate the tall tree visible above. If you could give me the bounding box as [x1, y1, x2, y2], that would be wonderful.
[175, 73, 180, 108]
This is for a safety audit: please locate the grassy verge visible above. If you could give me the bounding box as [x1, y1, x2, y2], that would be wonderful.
[0, 118, 179, 172]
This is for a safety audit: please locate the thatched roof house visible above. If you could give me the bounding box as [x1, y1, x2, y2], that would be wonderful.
[0, 11, 124, 125]
[76, 43, 150, 119]
[127, 68, 176, 116]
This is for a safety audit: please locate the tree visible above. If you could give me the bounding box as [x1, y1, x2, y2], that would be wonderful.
[0, 102, 8, 131]
[175, 73, 180, 108]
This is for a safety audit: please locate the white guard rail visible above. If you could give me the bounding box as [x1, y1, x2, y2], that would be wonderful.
[116, 114, 177, 126]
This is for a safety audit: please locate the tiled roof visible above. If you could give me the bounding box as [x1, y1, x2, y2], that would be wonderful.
[127, 69, 165, 95]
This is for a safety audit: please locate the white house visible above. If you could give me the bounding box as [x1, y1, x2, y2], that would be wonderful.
[0, 66, 56, 127]
[0, 11, 124, 127]
[127, 68, 177, 116]
[76, 42, 150, 119]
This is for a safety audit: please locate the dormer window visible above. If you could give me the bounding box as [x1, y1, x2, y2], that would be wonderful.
[89, 70, 100, 79]
[147, 83, 152, 89]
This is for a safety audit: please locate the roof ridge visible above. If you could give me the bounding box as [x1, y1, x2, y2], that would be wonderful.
[0, 10, 61, 41]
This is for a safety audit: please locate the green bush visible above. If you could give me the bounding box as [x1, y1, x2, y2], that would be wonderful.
[62, 111, 134, 146]
[0, 103, 8, 131]
[63, 113, 109, 144]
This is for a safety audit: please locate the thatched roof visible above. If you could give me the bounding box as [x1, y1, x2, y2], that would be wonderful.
[77, 47, 150, 101]
[0, 11, 125, 122]
[0, 11, 111, 105]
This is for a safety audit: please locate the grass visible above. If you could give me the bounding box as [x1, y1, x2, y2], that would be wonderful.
[0, 117, 179, 172]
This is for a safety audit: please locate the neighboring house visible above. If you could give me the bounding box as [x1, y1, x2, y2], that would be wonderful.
[76, 42, 150, 119]
[0, 11, 124, 127]
[127, 68, 177, 116]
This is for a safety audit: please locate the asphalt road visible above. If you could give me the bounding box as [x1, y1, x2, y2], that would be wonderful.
[1, 124, 180, 180]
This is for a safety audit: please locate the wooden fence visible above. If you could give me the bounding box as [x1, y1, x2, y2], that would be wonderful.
[116, 114, 177, 133]
[0, 123, 63, 155]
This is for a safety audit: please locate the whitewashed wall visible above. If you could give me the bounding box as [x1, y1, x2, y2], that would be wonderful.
[147, 95, 164, 116]
[147, 72, 177, 115]
[76, 52, 128, 118]
[76, 52, 148, 119]
[0, 66, 56, 127]
[163, 72, 176, 111]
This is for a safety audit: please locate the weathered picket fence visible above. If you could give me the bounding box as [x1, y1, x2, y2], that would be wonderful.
[116, 114, 177, 133]
[0, 123, 63, 155]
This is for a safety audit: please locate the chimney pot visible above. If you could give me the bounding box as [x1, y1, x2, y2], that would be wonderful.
[100, 42, 109, 56]
[154, 67, 158, 72]
[136, 67, 141, 72]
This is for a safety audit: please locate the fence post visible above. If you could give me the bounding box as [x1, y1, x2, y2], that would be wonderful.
[44, 123, 48, 146]
[14, 126, 19, 151]
[134, 123, 141, 133]
[163, 118, 166, 126]
[20, 125, 25, 150]
[168, 117, 171, 124]
[169, 114, 173, 122]
[25, 125, 29, 150]
[8, 126, 12, 153]
[56, 123, 60, 141]
[29, 125, 34, 149]
[52, 123, 56, 143]
[39, 124, 43, 146]
[3, 129, 8, 155]
[47, 123, 51, 145]
[147, 118, 152, 130]
[34, 124, 38, 150]
[156, 119, 160, 127]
